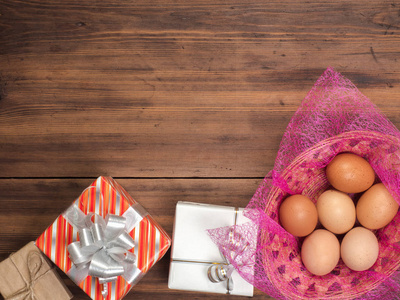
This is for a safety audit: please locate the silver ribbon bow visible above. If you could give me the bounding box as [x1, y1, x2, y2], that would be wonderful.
[207, 263, 236, 292]
[207, 227, 250, 294]
[64, 203, 143, 298]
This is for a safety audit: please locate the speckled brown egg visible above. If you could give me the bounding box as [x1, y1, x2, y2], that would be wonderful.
[356, 183, 399, 230]
[326, 153, 375, 193]
[279, 194, 318, 237]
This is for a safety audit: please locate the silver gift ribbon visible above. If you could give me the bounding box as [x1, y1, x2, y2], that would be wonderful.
[206, 209, 238, 294]
[63, 190, 147, 298]
[172, 207, 249, 295]
[206, 225, 250, 294]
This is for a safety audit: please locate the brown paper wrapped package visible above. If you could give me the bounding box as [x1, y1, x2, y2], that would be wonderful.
[0, 241, 73, 300]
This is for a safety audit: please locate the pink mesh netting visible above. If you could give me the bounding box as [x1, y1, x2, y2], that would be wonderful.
[208, 67, 400, 299]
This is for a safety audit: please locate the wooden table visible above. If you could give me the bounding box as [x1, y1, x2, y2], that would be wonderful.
[1, 0, 400, 299]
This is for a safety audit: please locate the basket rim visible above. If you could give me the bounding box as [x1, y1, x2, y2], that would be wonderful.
[278, 130, 400, 183]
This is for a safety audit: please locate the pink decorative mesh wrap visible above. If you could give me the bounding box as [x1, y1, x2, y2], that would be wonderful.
[208, 68, 400, 299]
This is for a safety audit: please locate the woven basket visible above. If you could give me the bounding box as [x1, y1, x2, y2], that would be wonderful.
[261, 130, 400, 300]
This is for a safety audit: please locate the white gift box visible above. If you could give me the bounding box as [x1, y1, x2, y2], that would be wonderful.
[168, 201, 254, 297]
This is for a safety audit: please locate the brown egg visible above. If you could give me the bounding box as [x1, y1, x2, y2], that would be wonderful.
[326, 153, 375, 193]
[279, 194, 318, 237]
[301, 229, 340, 276]
[356, 183, 399, 230]
[341, 227, 379, 271]
[317, 190, 356, 234]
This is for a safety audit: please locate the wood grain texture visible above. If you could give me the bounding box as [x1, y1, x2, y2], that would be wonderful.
[1, 0, 400, 178]
[1, 0, 400, 299]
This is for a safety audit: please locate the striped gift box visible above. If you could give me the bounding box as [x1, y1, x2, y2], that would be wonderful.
[36, 176, 171, 300]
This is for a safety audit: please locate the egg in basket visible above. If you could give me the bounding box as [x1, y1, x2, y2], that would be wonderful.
[208, 68, 400, 300]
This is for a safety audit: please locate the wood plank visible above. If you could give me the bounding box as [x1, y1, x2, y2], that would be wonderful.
[0, 178, 268, 299]
[2, 1, 400, 177]
[0, 109, 285, 177]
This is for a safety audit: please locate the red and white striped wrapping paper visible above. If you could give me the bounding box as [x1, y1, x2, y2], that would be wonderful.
[36, 176, 171, 300]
